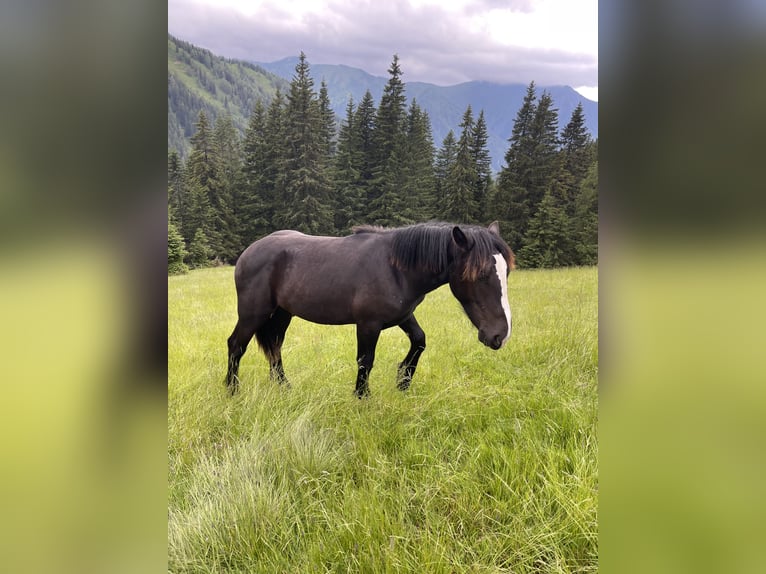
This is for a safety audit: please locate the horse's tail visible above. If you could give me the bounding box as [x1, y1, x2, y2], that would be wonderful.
[254, 308, 292, 361]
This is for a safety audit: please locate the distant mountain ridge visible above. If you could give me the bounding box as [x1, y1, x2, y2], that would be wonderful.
[167, 35, 598, 173]
[256, 57, 598, 173]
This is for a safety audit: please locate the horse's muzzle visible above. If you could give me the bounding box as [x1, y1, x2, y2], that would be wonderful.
[479, 331, 505, 350]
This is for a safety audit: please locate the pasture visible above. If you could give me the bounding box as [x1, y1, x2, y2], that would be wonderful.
[169, 265, 598, 573]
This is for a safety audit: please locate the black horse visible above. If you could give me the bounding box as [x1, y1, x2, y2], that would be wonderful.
[226, 221, 514, 397]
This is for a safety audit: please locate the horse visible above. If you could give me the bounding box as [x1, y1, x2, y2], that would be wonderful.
[226, 221, 515, 397]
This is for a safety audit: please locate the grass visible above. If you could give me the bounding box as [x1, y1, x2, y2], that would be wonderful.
[169, 265, 598, 573]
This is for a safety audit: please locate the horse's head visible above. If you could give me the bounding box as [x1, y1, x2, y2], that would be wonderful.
[448, 222, 513, 350]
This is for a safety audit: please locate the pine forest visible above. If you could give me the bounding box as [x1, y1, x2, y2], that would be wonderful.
[168, 53, 598, 273]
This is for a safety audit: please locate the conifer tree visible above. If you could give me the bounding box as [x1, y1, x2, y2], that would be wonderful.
[353, 89, 377, 221]
[317, 80, 337, 158]
[264, 89, 288, 231]
[556, 103, 595, 224]
[212, 114, 243, 261]
[182, 111, 217, 250]
[559, 102, 593, 186]
[518, 184, 573, 268]
[528, 91, 560, 207]
[495, 82, 539, 248]
[472, 110, 494, 221]
[168, 219, 188, 275]
[187, 227, 213, 268]
[240, 99, 271, 242]
[434, 130, 457, 218]
[401, 100, 436, 222]
[186, 111, 217, 190]
[372, 138, 411, 227]
[333, 98, 366, 232]
[495, 84, 561, 253]
[444, 107, 479, 222]
[369, 55, 407, 225]
[372, 55, 406, 170]
[572, 160, 598, 265]
[168, 149, 185, 225]
[281, 53, 334, 234]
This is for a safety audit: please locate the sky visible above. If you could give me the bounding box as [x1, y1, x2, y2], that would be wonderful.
[168, 0, 598, 101]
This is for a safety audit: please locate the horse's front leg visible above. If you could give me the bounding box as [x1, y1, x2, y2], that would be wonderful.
[397, 314, 426, 391]
[354, 323, 381, 398]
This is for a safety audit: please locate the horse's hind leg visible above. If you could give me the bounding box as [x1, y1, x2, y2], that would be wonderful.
[226, 317, 259, 394]
[354, 323, 382, 398]
[397, 314, 426, 391]
[255, 307, 293, 384]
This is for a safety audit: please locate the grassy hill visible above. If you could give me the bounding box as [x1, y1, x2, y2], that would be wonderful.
[169, 265, 598, 572]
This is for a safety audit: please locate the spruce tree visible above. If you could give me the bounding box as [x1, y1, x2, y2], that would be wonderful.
[317, 80, 337, 158]
[401, 100, 436, 222]
[212, 114, 243, 261]
[354, 90, 377, 221]
[369, 55, 407, 225]
[572, 160, 598, 265]
[264, 90, 288, 232]
[472, 110, 494, 221]
[168, 149, 185, 226]
[182, 111, 217, 251]
[495, 82, 538, 248]
[187, 227, 213, 268]
[168, 220, 188, 275]
[240, 100, 271, 242]
[281, 53, 334, 234]
[444, 108, 479, 223]
[372, 55, 406, 170]
[333, 98, 366, 232]
[559, 102, 592, 186]
[528, 91, 560, 209]
[495, 84, 561, 252]
[434, 130, 457, 218]
[373, 138, 411, 227]
[518, 184, 573, 268]
[556, 103, 595, 228]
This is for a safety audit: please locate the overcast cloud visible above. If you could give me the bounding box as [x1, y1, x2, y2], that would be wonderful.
[168, 0, 598, 99]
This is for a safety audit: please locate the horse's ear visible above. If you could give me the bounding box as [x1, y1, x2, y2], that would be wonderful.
[488, 221, 500, 236]
[452, 226, 472, 251]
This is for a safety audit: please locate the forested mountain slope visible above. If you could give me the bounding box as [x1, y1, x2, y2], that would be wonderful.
[168, 35, 288, 156]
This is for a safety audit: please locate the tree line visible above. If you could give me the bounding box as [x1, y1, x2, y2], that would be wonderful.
[168, 53, 597, 273]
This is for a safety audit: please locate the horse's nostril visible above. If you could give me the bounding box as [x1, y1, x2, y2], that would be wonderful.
[493, 335, 502, 349]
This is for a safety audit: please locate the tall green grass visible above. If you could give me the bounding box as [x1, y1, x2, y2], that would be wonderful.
[169, 266, 598, 573]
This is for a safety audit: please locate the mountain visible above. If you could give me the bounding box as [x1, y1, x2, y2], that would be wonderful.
[257, 57, 598, 173]
[168, 35, 288, 157]
[167, 35, 598, 173]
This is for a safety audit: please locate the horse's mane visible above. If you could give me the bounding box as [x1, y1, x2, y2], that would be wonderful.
[352, 221, 514, 279]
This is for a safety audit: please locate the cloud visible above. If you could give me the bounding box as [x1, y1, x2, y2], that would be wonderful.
[168, 0, 597, 88]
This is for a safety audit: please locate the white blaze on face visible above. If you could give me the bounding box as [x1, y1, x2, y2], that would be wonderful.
[493, 253, 512, 346]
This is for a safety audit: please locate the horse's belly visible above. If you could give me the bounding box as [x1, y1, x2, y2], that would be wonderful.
[291, 305, 355, 325]
[278, 291, 356, 325]
[279, 288, 406, 326]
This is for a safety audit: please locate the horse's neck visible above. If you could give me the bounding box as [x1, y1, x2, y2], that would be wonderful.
[405, 264, 450, 295]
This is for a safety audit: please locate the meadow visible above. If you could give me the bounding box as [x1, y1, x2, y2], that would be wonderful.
[168, 265, 598, 573]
